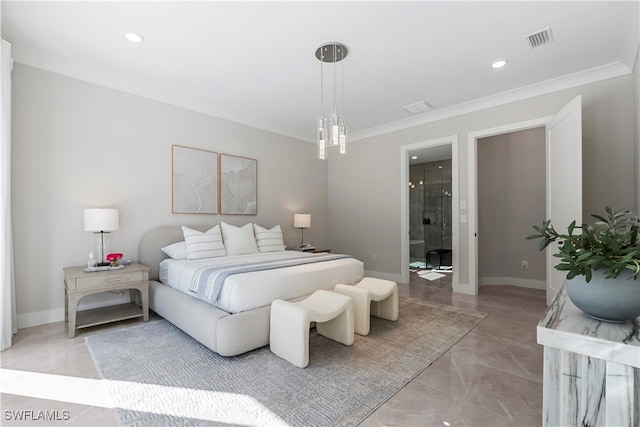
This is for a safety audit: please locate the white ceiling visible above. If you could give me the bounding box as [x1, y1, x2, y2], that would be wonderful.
[2, 1, 638, 143]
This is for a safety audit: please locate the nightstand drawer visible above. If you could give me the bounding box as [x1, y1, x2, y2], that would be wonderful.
[73, 271, 144, 290]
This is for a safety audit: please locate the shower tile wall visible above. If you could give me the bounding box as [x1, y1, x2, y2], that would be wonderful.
[409, 160, 452, 261]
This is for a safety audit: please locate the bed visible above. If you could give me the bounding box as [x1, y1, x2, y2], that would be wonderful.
[138, 224, 364, 356]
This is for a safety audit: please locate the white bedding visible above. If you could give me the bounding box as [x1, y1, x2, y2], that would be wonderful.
[159, 251, 364, 313]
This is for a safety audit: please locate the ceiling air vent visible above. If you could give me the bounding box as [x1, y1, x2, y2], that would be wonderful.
[402, 100, 433, 114]
[526, 27, 554, 49]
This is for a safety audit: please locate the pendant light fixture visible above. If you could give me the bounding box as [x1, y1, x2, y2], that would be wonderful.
[316, 43, 347, 160]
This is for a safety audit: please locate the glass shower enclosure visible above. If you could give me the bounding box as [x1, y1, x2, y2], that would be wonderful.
[409, 160, 453, 270]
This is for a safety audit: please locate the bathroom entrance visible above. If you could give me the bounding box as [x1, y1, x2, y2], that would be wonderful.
[409, 150, 453, 278]
[400, 136, 459, 290]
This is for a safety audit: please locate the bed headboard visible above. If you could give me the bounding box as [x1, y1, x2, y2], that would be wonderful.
[138, 225, 210, 281]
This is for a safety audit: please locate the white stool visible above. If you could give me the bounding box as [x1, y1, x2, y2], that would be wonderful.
[335, 277, 398, 335]
[270, 290, 354, 368]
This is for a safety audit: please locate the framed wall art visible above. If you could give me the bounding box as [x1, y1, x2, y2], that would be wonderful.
[172, 145, 218, 214]
[219, 154, 257, 215]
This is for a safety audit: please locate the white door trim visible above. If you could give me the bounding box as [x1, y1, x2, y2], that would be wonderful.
[545, 96, 583, 305]
[467, 117, 551, 295]
[400, 135, 459, 290]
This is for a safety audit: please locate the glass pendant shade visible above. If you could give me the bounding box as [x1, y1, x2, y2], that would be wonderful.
[330, 112, 340, 146]
[318, 138, 327, 160]
[337, 116, 346, 153]
[318, 117, 328, 160]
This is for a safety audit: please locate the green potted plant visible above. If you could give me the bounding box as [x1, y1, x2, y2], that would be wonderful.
[527, 207, 640, 322]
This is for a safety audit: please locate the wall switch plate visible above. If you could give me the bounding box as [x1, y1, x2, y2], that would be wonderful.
[460, 215, 467, 223]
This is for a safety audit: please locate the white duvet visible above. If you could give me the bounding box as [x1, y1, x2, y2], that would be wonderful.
[159, 251, 364, 313]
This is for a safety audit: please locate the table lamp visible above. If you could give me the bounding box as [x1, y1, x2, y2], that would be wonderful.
[294, 213, 311, 249]
[84, 208, 119, 266]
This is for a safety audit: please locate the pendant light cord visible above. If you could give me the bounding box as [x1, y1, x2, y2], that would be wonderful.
[332, 44, 337, 114]
[340, 54, 344, 118]
[320, 47, 324, 118]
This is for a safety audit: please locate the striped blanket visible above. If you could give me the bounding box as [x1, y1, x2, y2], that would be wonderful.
[188, 253, 352, 304]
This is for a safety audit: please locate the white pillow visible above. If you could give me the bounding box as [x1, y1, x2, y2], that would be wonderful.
[161, 241, 187, 260]
[253, 224, 286, 252]
[220, 222, 258, 255]
[182, 225, 226, 260]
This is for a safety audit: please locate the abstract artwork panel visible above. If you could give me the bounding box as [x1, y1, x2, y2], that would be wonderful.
[172, 145, 218, 214]
[220, 154, 257, 215]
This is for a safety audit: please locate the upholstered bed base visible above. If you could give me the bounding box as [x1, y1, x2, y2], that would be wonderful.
[140, 225, 276, 356]
[149, 280, 271, 356]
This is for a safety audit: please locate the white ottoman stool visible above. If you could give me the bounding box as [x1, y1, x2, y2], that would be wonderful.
[269, 290, 354, 368]
[335, 277, 398, 335]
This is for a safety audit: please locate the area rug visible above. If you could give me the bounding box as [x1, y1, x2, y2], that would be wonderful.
[85, 297, 486, 427]
[417, 271, 446, 281]
[409, 261, 427, 268]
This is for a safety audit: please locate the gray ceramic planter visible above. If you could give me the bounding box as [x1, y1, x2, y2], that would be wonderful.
[565, 269, 640, 323]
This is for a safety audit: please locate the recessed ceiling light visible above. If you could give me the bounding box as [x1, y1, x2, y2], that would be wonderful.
[411, 156, 418, 160]
[491, 59, 508, 69]
[124, 32, 144, 43]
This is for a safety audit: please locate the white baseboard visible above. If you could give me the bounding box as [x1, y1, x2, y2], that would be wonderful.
[479, 276, 546, 290]
[18, 308, 65, 329]
[17, 291, 131, 329]
[453, 282, 475, 295]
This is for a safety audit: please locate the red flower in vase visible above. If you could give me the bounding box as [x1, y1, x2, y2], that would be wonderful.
[106, 253, 123, 266]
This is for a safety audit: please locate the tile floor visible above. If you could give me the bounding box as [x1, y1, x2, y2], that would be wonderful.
[1, 273, 547, 426]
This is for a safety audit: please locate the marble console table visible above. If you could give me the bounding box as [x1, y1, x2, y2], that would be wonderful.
[537, 284, 639, 426]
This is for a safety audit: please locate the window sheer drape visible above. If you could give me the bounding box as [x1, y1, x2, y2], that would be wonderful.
[1, 39, 16, 351]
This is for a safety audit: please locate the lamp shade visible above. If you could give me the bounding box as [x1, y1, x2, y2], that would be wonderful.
[294, 213, 311, 229]
[84, 208, 119, 232]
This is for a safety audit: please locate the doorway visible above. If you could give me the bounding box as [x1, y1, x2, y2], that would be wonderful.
[400, 136, 459, 290]
[409, 158, 453, 272]
[476, 127, 546, 290]
[468, 96, 583, 302]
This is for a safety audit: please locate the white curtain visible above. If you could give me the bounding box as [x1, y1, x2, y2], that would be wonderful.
[1, 39, 16, 351]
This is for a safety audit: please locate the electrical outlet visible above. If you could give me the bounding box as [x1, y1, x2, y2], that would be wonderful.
[371, 254, 377, 262]
[521, 260, 528, 269]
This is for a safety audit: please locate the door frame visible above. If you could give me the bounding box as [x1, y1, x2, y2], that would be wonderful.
[400, 135, 459, 290]
[468, 117, 550, 295]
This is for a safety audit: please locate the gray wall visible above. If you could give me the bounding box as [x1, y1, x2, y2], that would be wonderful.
[477, 128, 546, 287]
[11, 64, 328, 327]
[328, 73, 637, 288]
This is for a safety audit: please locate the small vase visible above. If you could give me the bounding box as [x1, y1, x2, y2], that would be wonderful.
[110, 260, 120, 268]
[565, 269, 640, 323]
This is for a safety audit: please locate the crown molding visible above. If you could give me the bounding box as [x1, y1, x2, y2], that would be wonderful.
[349, 61, 633, 142]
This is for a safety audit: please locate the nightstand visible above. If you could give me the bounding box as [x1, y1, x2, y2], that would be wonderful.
[63, 263, 149, 338]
